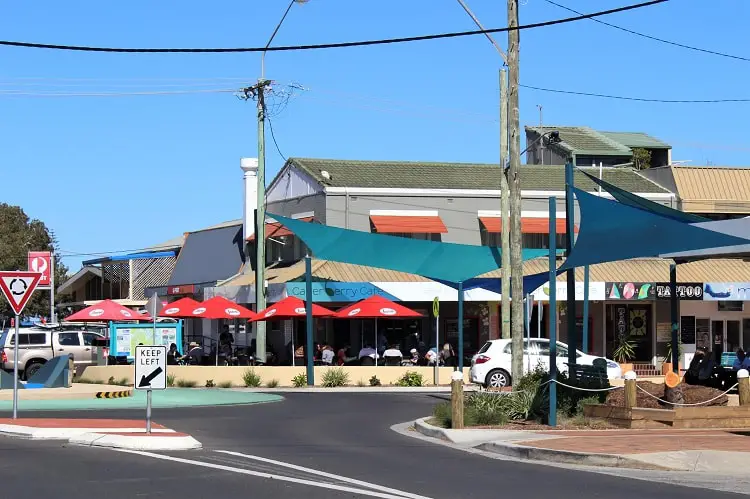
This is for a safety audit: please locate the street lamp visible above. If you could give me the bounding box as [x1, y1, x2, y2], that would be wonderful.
[254, 0, 309, 365]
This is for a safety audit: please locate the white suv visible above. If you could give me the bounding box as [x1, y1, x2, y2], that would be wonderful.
[470, 338, 622, 388]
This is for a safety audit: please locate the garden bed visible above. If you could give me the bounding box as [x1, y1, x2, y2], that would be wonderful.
[605, 381, 728, 409]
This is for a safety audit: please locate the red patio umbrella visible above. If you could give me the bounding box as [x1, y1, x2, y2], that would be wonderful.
[158, 297, 202, 318]
[193, 296, 257, 320]
[65, 299, 152, 322]
[253, 297, 335, 367]
[192, 296, 257, 366]
[334, 295, 422, 366]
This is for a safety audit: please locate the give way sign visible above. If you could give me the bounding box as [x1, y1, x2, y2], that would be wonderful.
[0, 271, 42, 316]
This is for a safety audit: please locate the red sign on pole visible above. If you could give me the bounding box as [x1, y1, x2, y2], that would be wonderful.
[28, 252, 52, 288]
[0, 271, 42, 316]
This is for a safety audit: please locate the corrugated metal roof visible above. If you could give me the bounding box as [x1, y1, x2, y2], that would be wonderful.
[672, 166, 750, 214]
[167, 223, 245, 286]
[678, 259, 750, 282]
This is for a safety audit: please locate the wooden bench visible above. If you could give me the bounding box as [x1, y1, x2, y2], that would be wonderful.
[566, 362, 609, 386]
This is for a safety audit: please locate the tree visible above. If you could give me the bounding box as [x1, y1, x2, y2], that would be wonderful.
[0, 203, 68, 322]
[632, 148, 652, 170]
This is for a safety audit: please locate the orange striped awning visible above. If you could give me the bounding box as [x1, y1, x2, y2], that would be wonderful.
[479, 217, 578, 234]
[247, 217, 314, 241]
[370, 215, 448, 234]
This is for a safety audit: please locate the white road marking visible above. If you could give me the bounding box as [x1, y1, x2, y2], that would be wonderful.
[215, 450, 433, 499]
[114, 449, 433, 499]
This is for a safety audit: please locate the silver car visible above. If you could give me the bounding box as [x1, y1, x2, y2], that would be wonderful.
[0, 325, 107, 379]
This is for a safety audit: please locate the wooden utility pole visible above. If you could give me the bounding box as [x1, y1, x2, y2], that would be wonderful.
[500, 69, 510, 340]
[507, 0, 524, 381]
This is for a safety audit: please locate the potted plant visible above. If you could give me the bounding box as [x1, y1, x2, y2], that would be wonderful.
[613, 335, 636, 374]
[661, 339, 682, 375]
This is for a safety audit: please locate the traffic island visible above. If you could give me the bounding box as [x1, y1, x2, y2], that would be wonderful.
[0, 418, 201, 451]
[0, 383, 132, 401]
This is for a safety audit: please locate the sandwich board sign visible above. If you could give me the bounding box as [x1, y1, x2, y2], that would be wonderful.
[135, 345, 167, 390]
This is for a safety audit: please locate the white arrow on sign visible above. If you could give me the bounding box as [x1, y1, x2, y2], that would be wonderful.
[0, 271, 42, 316]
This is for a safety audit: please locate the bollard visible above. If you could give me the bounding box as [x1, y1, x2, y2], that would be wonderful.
[624, 370, 637, 409]
[738, 369, 750, 406]
[68, 355, 75, 387]
[451, 371, 464, 429]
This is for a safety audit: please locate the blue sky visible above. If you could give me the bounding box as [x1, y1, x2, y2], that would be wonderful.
[2, 0, 748, 272]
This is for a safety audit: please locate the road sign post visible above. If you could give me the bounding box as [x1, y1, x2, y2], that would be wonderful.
[134, 345, 167, 434]
[433, 297, 439, 386]
[0, 271, 42, 420]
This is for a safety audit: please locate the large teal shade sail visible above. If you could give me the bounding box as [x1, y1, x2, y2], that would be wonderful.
[578, 170, 708, 223]
[560, 188, 750, 271]
[268, 214, 547, 283]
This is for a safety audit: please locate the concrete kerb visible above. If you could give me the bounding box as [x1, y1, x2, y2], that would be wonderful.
[70, 433, 202, 451]
[412, 417, 677, 471]
[231, 386, 479, 394]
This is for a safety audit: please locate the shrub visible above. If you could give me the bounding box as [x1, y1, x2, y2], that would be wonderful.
[107, 376, 115, 385]
[292, 373, 307, 387]
[107, 377, 129, 386]
[205, 379, 215, 388]
[75, 378, 99, 384]
[321, 368, 350, 388]
[218, 381, 233, 389]
[432, 401, 452, 428]
[167, 374, 176, 387]
[396, 371, 424, 387]
[242, 369, 262, 388]
[356, 379, 366, 387]
[369, 375, 381, 387]
[266, 379, 280, 388]
[176, 379, 197, 388]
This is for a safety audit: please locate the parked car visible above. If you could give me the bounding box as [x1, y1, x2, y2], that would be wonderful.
[0, 325, 107, 379]
[469, 338, 622, 388]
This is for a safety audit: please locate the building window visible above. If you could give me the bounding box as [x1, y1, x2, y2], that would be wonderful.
[482, 231, 566, 249]
[388, 233, 441, 242]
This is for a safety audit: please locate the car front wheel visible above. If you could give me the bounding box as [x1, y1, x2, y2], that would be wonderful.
[485, 369, 511, 388]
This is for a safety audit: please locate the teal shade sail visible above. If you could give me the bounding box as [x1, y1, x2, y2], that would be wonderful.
[268, 214, 548, 283]
[560, 188, 750, 271]
[579, 170, 708, 223]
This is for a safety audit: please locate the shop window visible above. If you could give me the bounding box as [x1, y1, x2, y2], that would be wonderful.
[482, 231, 566, 249]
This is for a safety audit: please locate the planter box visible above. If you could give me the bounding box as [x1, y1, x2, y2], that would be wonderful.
[584, 404, 750, 429]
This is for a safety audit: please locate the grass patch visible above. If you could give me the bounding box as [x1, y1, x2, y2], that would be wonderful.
[242, 369, 262, 388]
[107, 376, 130, 386]
[266, 379, 280, 388]
[321, 368, 350, 388]
[167, 374, 176, 388]
[356, 379, 367, 387]
[75, 378, 100, 384]
[218, 381, 233, 389]
[176, 379, 197, 388]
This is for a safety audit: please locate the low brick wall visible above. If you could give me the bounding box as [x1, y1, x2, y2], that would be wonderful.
[80, 365, 470, 387]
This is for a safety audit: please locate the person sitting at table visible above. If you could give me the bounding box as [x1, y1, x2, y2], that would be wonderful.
[183, 341, 204, 365]
[167, 343, 180, 365]
[382, 344, 403, 365]
[733, 348, 750, 370]
[321, 344, 335, 365]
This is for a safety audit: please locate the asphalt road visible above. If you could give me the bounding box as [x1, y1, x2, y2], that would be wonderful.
[3, 393, 746, 499]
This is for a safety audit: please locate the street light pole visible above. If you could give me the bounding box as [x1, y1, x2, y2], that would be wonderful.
[454, 0, 511, 340]
[252, 0, 307, 365]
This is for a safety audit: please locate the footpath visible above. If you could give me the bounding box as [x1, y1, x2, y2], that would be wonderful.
[414, 417, 750, 473]
[0, 418, 201, 451]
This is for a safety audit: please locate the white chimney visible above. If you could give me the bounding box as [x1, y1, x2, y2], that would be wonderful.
[241, 157, 259, 243]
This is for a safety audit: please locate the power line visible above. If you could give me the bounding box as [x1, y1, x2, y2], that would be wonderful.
[0, 1, 666, 54]
[0, 88, 237, 97]
[266, 115, 287, 162]
[544, 0, 750, 63]
[520, 84, 750, 103]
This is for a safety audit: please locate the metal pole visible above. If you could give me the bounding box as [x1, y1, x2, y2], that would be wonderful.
[565, 160, 577, 369]
[434, 314, 439, 385]
[524, 294, 530, 372]
[50, 253, 56, 323]
[507, 0, 525, 383]
[13, 314, 19, 419]
[500, 70, 510, 340]
[548, 197, 558, 427]
[374, 318, 378, 367]
[458, 281, 464, 371]
[670, 263, 679, 372]
[582, 265, 590, 353]
[146, 389, 152, 434]
[537, 296, 542, 338]
[305, 256, 314, 385]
